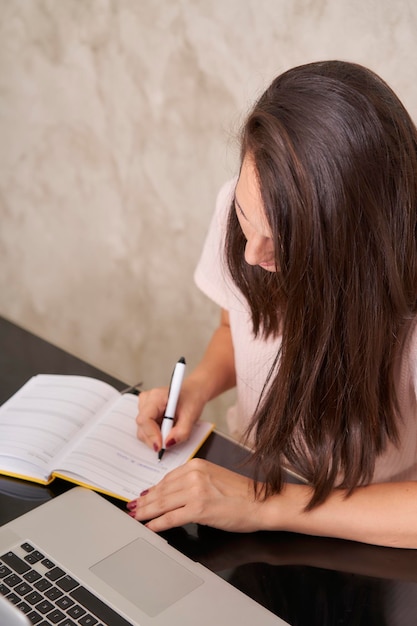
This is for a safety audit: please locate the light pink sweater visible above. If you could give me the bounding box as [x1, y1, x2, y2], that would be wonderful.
[194, 179, 417, 484]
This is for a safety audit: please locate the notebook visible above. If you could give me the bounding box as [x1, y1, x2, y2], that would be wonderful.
[0, 487, 288, 626]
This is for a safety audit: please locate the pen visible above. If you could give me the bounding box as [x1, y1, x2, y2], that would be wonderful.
[158, 357, 186, 461]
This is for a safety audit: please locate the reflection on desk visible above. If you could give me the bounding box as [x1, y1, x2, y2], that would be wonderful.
[162, 525, 417, 626]
[1, 315, 417, 626]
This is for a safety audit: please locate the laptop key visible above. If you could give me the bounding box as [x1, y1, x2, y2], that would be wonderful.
[45, 586, 63, 600]
[2, 551, 31, 574]
[36, 599, 54, 614]
[46, 608, 66, 623]
[25, 590, 44, 605]
[6, 591, 20, 604]
[70, 586, 133, 626]
[25, 550, 44, 564]
[4, 573, 22, 587]
[56, 595, 75, 610]
[34, 578, 52, 592]
[21, 543, 35, 553]
[79, 614, 99, 625]
[56, 574, 78, 591]
[15, 581, 32, 596]
[67, 603, 86, 619]
[45, 566, 66, 581]
[0, 582, 10, 594]
[27, 610, 43, 624]
[0, 563, 11, 578]
[24, 568, 42, 583]
[17, 600, 31, 613]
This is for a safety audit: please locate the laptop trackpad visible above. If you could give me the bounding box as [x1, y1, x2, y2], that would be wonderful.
[90, 538, 204, 617]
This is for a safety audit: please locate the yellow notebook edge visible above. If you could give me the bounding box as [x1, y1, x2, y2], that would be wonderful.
[51, 472, 130, 502]
[0, 469, 52, 486]
[186, 421, 215, 460]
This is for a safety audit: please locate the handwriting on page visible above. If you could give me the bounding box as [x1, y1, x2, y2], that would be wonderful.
[56, 394, 207, 501]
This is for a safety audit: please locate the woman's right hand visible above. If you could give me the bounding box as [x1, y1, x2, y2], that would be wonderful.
[137, 308, 236, 453]
[136, 379, 207, 453]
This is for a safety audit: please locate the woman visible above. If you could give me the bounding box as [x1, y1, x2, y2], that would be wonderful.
[130, 60, 417, 548]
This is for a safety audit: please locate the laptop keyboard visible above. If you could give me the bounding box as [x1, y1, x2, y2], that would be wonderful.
[0, 542, 133, 626]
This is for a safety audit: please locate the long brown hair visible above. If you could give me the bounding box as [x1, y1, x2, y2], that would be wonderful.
[226, 61, 417, 507]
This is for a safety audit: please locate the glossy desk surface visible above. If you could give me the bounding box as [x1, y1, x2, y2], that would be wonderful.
[1, 316, 417, 625]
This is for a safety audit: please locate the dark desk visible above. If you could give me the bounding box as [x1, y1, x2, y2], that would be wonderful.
[1, 316, 417, 625]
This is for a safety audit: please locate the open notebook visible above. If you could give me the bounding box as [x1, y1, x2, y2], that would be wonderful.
[0, 374, 213, 501]
[0, 487, 288, 626]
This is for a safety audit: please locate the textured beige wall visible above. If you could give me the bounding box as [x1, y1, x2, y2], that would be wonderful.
[1, 0, 417, 430]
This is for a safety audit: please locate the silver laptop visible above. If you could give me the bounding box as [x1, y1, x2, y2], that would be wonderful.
[0, 487, 288, 625]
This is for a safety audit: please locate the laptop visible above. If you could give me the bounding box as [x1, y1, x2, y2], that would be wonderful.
[0, 487, 288, 625]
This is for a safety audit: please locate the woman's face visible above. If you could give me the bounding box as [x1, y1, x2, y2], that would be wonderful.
[234, 155, 277, 272]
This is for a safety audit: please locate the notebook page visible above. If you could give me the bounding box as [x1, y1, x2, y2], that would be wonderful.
[0, 374, 120, 481]
[53, 393, 213, 500]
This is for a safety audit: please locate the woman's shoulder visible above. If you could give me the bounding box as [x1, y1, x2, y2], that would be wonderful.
[213, 176, 238, 225]
[193, 176, 238, 309]
[217, 176, 238, 202]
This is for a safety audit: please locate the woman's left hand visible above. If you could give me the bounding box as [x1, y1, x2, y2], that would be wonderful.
[127, 458, 265, 533]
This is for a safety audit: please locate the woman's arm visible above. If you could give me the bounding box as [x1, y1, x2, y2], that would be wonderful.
[269, 479, 417, 549]
[130, 459, 417, 549]
[136, 309, 236, 451]
[183, 307, 236, 405]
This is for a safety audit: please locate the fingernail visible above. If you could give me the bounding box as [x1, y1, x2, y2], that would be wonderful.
[140, 489, 149, 497]
[126, 500, 136, 511]
[127, 511, 137, 518]
[166, 438, 176, 448]
[153, 442, 159, 452]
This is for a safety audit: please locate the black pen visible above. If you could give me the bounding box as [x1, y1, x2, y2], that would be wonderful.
[158, 357, 186, 461]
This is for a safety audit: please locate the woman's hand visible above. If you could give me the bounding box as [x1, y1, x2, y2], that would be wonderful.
[136, 379, 207, 453]
[128, 449, 417, 549]
[136, 308, 236, 454]
[127, 458, 266, 533]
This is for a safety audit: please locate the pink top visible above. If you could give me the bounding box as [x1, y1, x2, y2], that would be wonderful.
[194, 179, 417, 484]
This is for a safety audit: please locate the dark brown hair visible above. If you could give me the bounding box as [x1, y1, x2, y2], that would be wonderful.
[226, 61, 417, 507]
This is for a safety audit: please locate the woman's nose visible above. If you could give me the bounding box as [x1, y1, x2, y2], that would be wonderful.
[244, 235, 268, 266]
